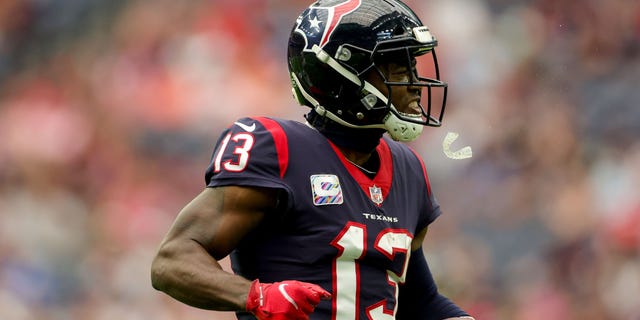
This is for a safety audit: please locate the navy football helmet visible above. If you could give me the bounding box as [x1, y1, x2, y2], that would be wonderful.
[288, 0, 447, 141]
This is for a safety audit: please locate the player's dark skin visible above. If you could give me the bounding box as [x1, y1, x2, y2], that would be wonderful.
[150, 60, 472, 319]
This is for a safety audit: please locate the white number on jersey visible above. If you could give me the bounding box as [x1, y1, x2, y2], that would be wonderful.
[212, 132, 255, 172]
[331, 222, 413, 320]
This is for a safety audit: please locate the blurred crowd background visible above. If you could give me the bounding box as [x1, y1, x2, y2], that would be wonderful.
[0, 0, 638, 319]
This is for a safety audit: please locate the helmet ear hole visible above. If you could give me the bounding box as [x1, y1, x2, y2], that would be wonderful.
[361, 94, 378, 110]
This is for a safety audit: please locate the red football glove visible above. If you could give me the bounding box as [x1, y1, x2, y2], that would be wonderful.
[246, 279, 331, 320]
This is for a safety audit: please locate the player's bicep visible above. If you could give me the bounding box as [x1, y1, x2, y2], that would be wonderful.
[162, 186, 278, 260]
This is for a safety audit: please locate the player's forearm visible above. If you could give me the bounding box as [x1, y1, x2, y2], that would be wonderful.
[151, 239, 250, 311]
[397, 248, 472, 319]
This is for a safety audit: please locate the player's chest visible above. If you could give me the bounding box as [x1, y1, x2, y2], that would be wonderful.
[288, 169, 419, 259]
[293, 169, 413, 222]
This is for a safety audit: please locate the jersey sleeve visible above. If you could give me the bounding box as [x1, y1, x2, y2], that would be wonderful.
[205, 117, 290, 192]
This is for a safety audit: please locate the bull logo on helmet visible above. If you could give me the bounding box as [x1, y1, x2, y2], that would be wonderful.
[293, 0, 362, 52]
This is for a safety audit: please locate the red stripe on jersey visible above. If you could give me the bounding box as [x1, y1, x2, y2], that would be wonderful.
[255, 117, 289, 179]
[409, 147, 432, 195]
[374, 139, 393, 200]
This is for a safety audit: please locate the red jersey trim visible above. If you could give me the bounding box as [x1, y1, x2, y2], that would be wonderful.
[409, 147, 431, 194]
[328, 139, 393, 206]
[255, 117, 289, 179]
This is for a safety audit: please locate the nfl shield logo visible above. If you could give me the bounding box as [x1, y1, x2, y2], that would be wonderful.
[369, 185, 383, 205]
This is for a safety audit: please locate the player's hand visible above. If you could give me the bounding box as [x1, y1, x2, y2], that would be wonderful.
[246, 279, 331, 320]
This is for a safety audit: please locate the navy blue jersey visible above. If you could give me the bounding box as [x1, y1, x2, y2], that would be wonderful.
[205, 117, 441, 320]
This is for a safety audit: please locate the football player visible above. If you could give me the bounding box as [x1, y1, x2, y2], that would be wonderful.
[151, 0, 475, 319]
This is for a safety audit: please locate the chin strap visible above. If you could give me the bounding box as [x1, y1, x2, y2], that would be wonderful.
[383, 112, 424, 142]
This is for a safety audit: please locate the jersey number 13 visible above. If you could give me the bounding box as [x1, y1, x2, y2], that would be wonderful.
[332, 222, 412, 320]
